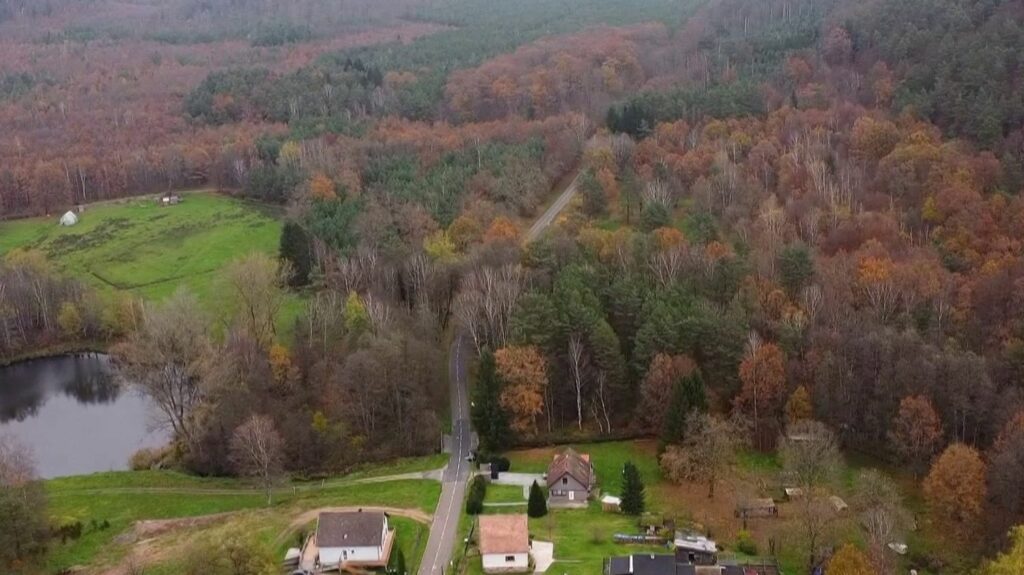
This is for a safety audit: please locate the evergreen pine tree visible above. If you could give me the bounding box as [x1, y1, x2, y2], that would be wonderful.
[279, 221, 312, 287]
[660, 371, 708, 449]
[620, 460, 646, 515]
[471, 351, 510, 453]
[527, 480, 547, 518]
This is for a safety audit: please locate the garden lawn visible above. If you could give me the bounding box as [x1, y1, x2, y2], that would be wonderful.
[463, 504, 666, 575]
[0, 192, 284, 305]
[505, 440, 662, 499]
[484, 483, 527, 504]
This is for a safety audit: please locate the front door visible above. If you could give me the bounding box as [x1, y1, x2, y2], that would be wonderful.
[568, 490, 575, 501]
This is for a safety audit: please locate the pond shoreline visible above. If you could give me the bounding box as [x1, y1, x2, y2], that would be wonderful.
[1, 352, 167, 478]
[0, 340, 110, 368]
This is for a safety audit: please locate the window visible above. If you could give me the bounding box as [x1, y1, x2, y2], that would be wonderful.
[505, 555, 515, 562]
[561, 477, 568, 485]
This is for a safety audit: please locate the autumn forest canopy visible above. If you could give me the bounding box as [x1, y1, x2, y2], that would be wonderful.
[2, 0, 1024, 572]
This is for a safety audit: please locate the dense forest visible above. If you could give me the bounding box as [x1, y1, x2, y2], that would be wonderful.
[3, 0, 1024, 572]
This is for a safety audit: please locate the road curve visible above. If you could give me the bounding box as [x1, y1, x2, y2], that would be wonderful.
[418, 334, 473, 575]
[524, 172, 582, 243]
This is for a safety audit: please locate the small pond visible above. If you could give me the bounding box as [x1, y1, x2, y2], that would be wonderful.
[0, 353, 168, 478]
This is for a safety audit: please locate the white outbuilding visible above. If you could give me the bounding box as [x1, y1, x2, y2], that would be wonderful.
[479, 514, 531, 573]
[59, 211, 78, 226]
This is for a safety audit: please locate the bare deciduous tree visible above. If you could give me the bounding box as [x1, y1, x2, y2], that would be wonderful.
[229, 414, 285, 505]
[220, 253, 291, 348]
[115, 289, 210, 447]
[568, 335, 587, 430]
[454, 264, 524, 354]
[660, 413, 747, 499]
[853, 469, 912, 572]
[780, 420, 842, 573]
[0, 434, 49, 568]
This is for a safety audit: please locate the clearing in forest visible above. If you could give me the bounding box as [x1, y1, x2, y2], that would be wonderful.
[0, 193, 283, 303]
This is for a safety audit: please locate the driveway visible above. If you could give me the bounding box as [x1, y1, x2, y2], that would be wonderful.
[531, 540, 554, 573]
[491, 472, 546, 497]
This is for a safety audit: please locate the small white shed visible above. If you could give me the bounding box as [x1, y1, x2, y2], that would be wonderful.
[60, 211, 79, 226]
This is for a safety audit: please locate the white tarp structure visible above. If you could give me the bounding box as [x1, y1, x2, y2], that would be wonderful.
[59, 211, 78, 226]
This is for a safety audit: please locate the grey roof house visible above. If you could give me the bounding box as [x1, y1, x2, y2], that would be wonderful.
[546, 448, 595, 508]
[314, 510, 393, 569]
[605, 554, 697, 575]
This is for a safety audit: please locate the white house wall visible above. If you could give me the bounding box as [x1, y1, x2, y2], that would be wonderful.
[482, 552, 528, 573]
[319, 545, 382, 566]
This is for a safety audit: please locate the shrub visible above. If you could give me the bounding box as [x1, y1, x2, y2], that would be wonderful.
[735, 530, 757, 555]
[466, 475, 487, 515]
[129, 446, 168, 470]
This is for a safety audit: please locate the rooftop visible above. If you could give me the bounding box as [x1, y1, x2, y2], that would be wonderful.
[673, 533, 717, 554]
[479, 514, 530, 555]
[317, 511, 386, 548]
[607, 554, 697, 575]
[547, 448, 594, 488]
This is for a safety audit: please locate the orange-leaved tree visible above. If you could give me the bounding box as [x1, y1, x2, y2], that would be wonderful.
[735, 340, 787, 447]
[923, 443, 986, 530]
[826, 544, 873, 575]
[495, 345, 548, 436]
[888, 394, 944, 474]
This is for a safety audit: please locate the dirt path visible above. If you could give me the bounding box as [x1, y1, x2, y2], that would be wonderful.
[286, 505, 432, 531]
[65, 469, 441, 497]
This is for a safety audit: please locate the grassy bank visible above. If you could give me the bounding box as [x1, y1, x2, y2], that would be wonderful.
[42, 455, 445, 573]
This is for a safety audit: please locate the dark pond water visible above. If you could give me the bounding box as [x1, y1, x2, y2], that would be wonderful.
[0, 354, 168, 478]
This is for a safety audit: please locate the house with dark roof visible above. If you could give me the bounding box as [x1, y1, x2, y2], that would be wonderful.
[605, 554, 698, 575]
[315, 510, 393, 569]
[546, 448, 595, 508]
[479, 514, 531, 573]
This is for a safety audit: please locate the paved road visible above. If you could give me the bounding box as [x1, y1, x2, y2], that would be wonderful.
[418, 167, 580, 573]
[524, 171, 582, 243]
[419, 334, 473, 575]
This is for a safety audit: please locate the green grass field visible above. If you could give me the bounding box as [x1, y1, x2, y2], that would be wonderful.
[0, 192, 308, 338]
[494, 440, 972, 575]
[0, 193, 284, 303]
[42, 455, 445, 573]
[484, 483, 527, 504]
[505, 440, 663, 498]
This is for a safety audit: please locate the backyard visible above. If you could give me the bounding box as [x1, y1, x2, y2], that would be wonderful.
[481, 440, 970, 575]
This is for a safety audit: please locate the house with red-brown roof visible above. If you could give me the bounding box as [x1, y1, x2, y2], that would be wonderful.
[479, 514, 531, 573]
[546, 448, 595, 508]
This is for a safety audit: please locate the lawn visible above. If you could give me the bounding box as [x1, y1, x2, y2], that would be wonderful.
[463, 504, 667, 575]
[504, 439, 662, 499]
[0, 192, 288, 305]
[494, 439, 974, 575]
[42, 457, 444, 573]
[484, 483, 527, 504]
